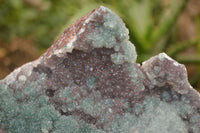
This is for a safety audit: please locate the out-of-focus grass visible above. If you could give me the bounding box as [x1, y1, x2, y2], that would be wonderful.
[0, 0, 200, 90]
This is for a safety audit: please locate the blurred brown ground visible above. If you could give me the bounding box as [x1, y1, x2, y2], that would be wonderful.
[0, 37, 39, 79]
[177, 0, 200, 89]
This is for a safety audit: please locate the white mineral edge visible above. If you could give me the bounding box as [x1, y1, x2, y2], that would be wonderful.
[99, 6, 107, 12]
[108, 108, 112, 113]
[3, 60, 40, 84]
[18, 75, 27, 82]
[78, 28, 85, 35]
[158, 53, 174, 61]
[159, 53, 183, 67]
[173, 62, 179, 66]
[65, 39, 75, 52]
[54, 36, 76, 57]
[85, 13, 93, 24]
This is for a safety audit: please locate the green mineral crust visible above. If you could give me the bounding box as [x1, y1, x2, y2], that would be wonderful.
[0, 6, 200, 133]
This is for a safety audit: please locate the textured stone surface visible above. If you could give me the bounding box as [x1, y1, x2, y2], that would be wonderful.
[0, 6, 200, 133]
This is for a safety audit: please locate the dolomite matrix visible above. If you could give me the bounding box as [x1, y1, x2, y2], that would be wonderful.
[0, 6, 200, 133]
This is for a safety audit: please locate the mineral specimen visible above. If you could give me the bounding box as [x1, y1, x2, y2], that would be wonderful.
[0, 6, 200, 133]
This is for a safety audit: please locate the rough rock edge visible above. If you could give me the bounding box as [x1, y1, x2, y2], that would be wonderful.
[3, 6, 137, 85]
[142, 52, 200, 108]
[42, 6, 136, 64]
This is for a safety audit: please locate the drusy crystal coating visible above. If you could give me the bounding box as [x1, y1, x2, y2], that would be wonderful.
[0, 6, 200, 133]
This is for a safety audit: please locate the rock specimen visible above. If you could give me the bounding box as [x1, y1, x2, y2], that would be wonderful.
[0, 6, 200, 133]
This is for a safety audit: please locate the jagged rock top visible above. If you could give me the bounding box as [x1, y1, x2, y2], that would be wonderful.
[43, 6, 136, 64]
[0, 6, 200, 133]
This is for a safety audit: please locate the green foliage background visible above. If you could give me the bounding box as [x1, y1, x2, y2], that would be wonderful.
[0, 0, 200, 89]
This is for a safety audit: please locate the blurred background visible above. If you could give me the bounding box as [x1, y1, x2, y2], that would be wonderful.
[0, 0, 200, 90]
